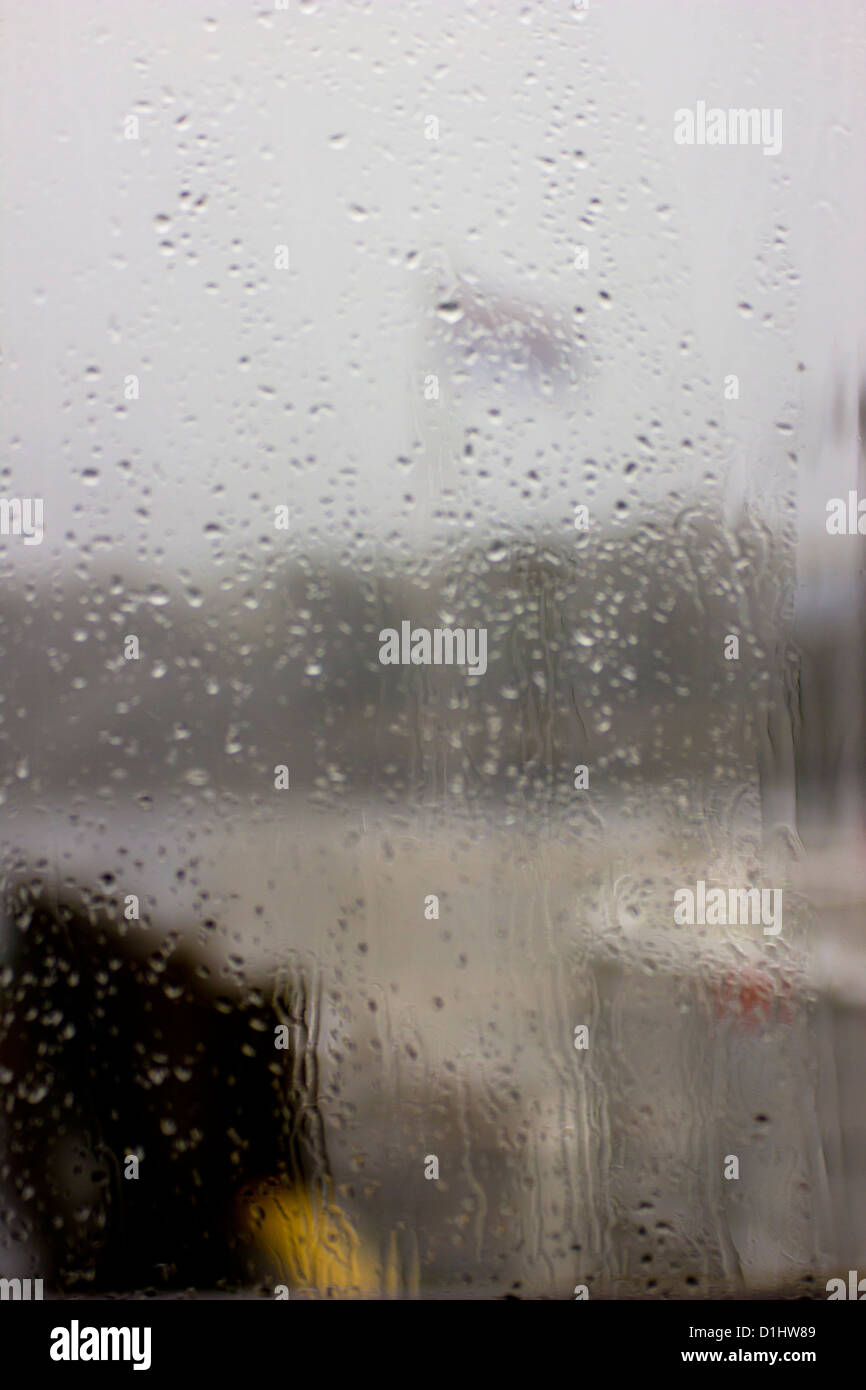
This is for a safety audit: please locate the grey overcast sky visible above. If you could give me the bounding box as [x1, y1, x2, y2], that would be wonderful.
[2, 0, 865, 585]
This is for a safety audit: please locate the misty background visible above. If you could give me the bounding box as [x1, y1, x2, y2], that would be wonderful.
[1, 0, 866, 1298]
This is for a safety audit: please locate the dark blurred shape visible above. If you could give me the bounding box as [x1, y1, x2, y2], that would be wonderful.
[0, 877, 326, 1294]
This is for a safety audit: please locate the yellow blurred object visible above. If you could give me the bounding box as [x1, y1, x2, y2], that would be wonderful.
[238, 1178, 383, 1298]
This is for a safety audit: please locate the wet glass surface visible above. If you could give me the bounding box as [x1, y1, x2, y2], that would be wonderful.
[1, 0, 865, 1300]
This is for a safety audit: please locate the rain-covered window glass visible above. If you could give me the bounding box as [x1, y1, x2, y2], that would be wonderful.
[1, 0, 865, 1316]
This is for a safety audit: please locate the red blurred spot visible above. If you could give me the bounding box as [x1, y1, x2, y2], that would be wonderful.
[714, 965, 794, 1029]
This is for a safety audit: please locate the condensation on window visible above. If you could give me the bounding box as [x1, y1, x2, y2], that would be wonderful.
[1, 0, 865, 1300]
